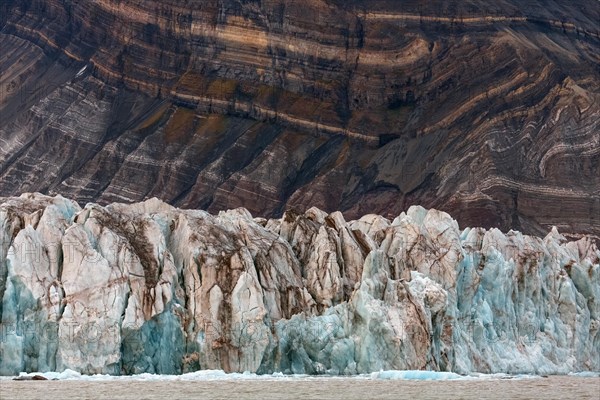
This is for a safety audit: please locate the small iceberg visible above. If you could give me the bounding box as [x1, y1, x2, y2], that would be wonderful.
[371, 370, 464, 380]
[568, 372, 600, 378]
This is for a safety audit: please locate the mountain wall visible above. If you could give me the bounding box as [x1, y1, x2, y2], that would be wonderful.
[0, 0, 599, 239]
[0, 193, 598, 375]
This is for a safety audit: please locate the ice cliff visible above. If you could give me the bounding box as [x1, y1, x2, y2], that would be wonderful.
[0, 194, 598, 375]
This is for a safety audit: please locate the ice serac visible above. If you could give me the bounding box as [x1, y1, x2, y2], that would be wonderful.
[0, 194, 598, 375]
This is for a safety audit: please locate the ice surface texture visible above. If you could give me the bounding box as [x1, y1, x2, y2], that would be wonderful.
[0, 194, 597, 375]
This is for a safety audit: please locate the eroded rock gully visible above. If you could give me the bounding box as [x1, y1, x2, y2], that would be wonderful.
[0, 194, 598, 375]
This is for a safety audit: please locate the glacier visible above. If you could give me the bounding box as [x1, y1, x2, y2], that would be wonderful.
[0, 193, 598, 376]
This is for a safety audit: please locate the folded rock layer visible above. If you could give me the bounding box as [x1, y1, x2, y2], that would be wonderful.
[0, 193, 598, 375]
[0, 0, 599, 239]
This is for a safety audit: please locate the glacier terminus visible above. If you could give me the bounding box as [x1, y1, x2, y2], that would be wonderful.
[0, 193, 597, 376]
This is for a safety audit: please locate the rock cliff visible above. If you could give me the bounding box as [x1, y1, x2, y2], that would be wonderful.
[0, 194, 598, 375]
[0, 0, 599, 240]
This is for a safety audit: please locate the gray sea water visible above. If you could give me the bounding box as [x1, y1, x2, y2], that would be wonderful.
[0, 372, 598, 400]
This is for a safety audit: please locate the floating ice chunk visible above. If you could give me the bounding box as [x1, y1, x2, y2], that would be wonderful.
[372, 370, 464, 380]
[568, 371, 600, 378]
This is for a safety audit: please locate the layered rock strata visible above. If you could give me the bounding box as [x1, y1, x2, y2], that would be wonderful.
[0, 0, 599, 239]
[0, 193, 598, 375]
